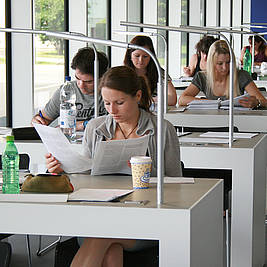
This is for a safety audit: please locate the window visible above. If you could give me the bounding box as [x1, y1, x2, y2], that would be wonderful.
[88, 0, 109, 53]
[180, 0, 188, 72]
[157, 0, 167, 66]
[33, 0, 65, 114]
[0, 0, 6, 126]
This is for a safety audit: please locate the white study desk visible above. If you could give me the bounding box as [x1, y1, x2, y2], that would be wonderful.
[165, 108, 267, 132]
[180, 133, 267, 267]
[0, 175, 223, 267]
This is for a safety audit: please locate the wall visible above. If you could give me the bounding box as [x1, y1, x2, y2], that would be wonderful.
[251, 0, 267, 37]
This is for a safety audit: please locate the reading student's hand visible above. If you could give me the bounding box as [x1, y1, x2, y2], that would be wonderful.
[239, 96, 258, 108]
[45, 153, 63, 174]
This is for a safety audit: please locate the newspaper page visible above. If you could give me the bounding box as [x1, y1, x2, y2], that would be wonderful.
[91, 135, 149, 175]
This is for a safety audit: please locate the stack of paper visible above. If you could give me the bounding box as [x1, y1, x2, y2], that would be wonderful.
[200, 132, 258, 139]
[0, 192, 68, 202]
[179, 137, 232, 144]
[187, 99, 220, 110]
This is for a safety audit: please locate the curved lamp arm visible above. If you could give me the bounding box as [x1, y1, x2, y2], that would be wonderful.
[0, 27, 165, 205]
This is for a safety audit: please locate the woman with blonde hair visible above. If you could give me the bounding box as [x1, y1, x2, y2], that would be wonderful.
[179, 40, 267, 108]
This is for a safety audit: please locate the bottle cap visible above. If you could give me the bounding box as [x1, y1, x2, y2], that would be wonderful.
[6, 135, 14, 142]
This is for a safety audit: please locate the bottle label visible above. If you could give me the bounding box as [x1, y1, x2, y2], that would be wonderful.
[60, 109, 76, 129]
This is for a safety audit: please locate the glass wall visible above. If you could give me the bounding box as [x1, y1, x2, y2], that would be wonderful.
[87, 0, 108, 53]
[0, 0, 6, 126]
[33, 0, 65, 114]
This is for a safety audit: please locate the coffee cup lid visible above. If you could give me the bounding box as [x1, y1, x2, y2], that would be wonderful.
[130, 156, 152, 164]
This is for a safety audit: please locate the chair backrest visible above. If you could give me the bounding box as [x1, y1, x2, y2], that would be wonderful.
[257, 87, 266, 92]
[176, 126, 239, 133]
[0, 242, 12, 267]
[0, 153, 30, 171]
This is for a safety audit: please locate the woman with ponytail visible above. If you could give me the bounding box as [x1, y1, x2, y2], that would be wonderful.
[46, 66, 182, 267]
[124, 35, 177, 106]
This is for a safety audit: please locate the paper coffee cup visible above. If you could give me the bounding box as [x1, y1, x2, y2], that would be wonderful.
[130, 156, 152, 189]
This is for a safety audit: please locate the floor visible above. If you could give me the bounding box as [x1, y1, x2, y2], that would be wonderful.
[2, 222, 267, 267]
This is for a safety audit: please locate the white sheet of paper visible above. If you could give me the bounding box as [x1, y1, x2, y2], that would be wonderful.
[91, 135, 149, 175]
[200, 132, 258, 139]
[150, 177, 195, 184]
[0, 192, 68, 203]
[68, 188, 133, 202]
[33, 123, 92, 173]
[220, 93, 249, 107]
[179, 137, 232, 144]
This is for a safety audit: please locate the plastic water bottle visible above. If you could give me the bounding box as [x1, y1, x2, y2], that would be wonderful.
[2, 135, 20, 194]
[243, 47, 252, 74]
[60, 76, 76, 141]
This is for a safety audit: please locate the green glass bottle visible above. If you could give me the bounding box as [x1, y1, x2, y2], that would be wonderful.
[2, 136, 20, 194]
[243, 47, 252, 74]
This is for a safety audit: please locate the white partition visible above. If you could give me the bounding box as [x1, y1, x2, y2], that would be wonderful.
[111, 0, 127, 67]
[11, 0, 33, 127]
[69, 0, 87, 79]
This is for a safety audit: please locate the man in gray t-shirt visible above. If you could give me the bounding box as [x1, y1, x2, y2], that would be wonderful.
[31, 47, 109, 130]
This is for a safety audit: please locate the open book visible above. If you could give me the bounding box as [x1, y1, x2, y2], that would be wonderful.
[220, 93, 251, 110]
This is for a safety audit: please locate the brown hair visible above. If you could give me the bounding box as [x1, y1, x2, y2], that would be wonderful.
[71, 47, 109, 77]
[195, 35, 219, 56]
[123, 35, 158, 93]
[248, 35, 266, 54]
[99, 66, 153, 112]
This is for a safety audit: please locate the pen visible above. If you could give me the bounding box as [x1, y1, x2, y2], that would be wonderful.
[39, 110, 44, 119]
[123, 200, 148, 205]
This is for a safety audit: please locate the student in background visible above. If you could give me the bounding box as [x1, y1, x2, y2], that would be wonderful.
[183, 35, 219, 77]
[31, 47, 109, 130]
[179, 40, 267, 109]
[124, 35, 177, 106]
[46, 66, 182, 267]
[240, 35, 267, 66]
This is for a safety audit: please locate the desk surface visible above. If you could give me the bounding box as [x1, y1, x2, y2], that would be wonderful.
[179, 132, 265, 149]
[70, 174, 220, 210]
[165, 109, 267, 132]
[173, 77, 267, 90]
[0, 174, 223, 267]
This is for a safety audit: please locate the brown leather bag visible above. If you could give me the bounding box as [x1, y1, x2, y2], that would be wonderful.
[21, 174, 74, 193]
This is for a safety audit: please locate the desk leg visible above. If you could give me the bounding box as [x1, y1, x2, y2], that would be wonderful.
[159, 181, 223, 267]
[231, 147, 266, 267]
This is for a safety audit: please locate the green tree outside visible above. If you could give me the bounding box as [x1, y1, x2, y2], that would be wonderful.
[35, 0, 64, 54]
